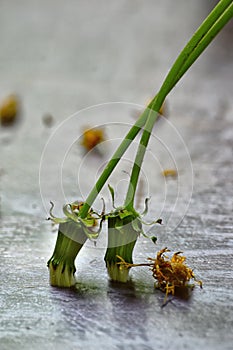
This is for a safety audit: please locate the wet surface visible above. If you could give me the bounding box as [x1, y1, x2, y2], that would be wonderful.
[1, 1, 233, 349]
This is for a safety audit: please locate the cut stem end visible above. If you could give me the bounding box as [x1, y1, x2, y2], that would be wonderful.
[106, 262, 130, 283]
[48, 260, 76, 287]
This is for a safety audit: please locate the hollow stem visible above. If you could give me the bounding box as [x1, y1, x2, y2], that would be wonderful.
[104, 213, 142, 283]
[47, 221, 87, 287]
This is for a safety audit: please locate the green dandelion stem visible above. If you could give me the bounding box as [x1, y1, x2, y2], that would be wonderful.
[47, 221, 87, 287]
[80, 0, 233, 218]
[124, 0, 233, 209]
[79, 108, 150, 218]
[164, 0, 233, 96]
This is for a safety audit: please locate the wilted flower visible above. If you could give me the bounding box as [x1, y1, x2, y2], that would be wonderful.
[150, 248, 202, 297]
[118, 247, 202, 302]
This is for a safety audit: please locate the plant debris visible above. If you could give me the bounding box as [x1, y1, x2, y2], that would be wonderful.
[118, 247, 202, 301]
[81, 126, 105, 151]
[0, 94, 20, 126]
[42, 113, 54, 128]
[161, 169, 177, 178]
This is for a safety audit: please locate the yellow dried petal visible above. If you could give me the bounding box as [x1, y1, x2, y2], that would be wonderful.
[0, 94, 19, 126]
[162, 169, 177, 178]
[81, 127, 105, 151]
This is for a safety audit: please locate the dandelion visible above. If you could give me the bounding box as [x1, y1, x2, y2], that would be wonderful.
[47, 0, 231, 289]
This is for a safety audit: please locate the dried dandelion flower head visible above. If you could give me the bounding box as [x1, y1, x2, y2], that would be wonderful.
[118, 247, 202, 299]
[150, 248, 202, 296]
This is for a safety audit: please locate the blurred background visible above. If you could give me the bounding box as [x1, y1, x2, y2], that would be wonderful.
[0, 0, 232, 216]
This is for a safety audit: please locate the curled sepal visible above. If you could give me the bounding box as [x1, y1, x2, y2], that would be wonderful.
[151, 236, 157, 244]
[49, 200, 104, 241]
[137, 198, 163, 226]
[49, 201, 69, 224]
[131, 216, 144, 233]
[140, 217, 163, 226]
[108, 184, 116, 208]
[141, 197, 150, 216]
[63, 204, 80, 223]
[82, 215, 105, 240]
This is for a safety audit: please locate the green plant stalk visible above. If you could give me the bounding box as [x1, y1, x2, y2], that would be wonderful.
[79, 108, 150, 219]
[80, 0, 233, 218]
[125, 0, 233, 208]
[157, 0, 233, 101]
[47, 221, 87, 287]
[167, 1, 233, 94]
[104, 213, 142, 282]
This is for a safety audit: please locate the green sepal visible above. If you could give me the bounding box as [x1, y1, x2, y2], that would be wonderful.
[141, 197, 150, 216]
[131, 216, 143, 233]
[108, 184, 116, 208]
[49, 200, 103, 240]
[118, 209, 133, 220]
[151, 236, 157, 244]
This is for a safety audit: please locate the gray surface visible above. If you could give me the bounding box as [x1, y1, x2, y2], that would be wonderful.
[1, 1, 233, 349]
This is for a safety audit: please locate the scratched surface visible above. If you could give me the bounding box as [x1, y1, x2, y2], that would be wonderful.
[0, 1, 233, 350]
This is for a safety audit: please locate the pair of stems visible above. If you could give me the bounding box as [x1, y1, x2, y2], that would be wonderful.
[80, 0, 233, 218]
